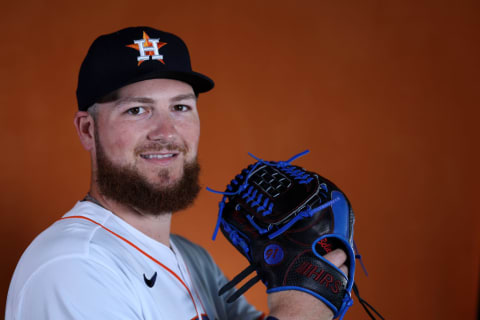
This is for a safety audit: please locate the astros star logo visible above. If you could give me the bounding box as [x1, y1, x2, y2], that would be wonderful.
[126, 32, 167, 66]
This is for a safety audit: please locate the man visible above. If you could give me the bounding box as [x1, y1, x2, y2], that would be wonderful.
[6, 26, 347, 319]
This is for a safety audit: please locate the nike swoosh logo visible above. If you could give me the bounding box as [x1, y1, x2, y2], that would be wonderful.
[143, 271, 157, 288]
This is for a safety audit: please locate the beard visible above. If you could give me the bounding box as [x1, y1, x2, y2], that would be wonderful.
[94, 135, 201, 216]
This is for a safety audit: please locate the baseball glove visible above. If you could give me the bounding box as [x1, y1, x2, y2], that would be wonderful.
[208, 150, 356, 319]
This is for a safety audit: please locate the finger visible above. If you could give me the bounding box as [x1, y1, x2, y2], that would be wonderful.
[322, 248, 347, 267]
[339, 264, 348, 275]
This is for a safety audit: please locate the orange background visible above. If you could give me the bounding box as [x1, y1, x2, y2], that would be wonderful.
[0, 0, 478, 319]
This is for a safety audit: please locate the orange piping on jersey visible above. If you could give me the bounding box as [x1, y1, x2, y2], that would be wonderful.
[60, 215, 201, 319]
[183, 259, 207, 314]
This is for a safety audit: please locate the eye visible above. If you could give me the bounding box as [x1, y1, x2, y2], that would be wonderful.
[173, 104, 191, 112]
[126, 107, 146, 115]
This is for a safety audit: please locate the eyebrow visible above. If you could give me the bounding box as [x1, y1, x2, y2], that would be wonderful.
[114, 97, 155, 107]
[170, 93, 197, 103]
[113, 93, 197, 107]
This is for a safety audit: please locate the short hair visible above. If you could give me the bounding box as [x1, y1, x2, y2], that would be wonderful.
[87, 103, 99, 121]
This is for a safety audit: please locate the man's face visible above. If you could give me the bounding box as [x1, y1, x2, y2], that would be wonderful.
[92, 79, 201, 214]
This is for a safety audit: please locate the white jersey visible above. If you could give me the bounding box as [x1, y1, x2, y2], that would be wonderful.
[6, 201, 262, 320]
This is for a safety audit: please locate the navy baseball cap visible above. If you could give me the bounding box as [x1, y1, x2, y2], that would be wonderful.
[76, 26, 214, 111]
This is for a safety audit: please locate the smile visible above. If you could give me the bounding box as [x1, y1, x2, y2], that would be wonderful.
[140, 153, 178, 159]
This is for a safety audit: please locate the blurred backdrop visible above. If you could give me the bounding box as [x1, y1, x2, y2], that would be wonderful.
[0, 0, 478, 319]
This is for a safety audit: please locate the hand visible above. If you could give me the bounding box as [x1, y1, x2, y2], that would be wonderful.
[267, 249, 348, 320]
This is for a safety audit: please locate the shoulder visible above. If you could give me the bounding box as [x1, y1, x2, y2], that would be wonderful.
[170, 234, 221, 288]
[6, 202, 142, 319]
[170, 235, 263, 319]
[14, 202, 115, 275]
[6, 254, 142, 320]
[8, 202, 121, 295]
[170, 234, 216, 266]
[171, 234, 208, 254]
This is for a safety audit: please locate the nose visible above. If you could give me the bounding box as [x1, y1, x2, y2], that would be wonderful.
[146, 113, 178, 143]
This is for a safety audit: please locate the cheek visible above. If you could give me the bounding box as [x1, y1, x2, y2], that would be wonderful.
[188, 122, 200, 151]
[178, 118, 200, 150]
[98, 125, 137, 160]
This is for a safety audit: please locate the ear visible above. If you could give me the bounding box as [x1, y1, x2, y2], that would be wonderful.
[74, 111, 95, 151]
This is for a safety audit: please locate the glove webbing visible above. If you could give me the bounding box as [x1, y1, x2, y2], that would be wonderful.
[219, 264, 261, 303]
[208, 150, 312, 241]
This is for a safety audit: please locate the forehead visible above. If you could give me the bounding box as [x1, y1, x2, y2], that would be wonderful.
[115, 79, 195, 99]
